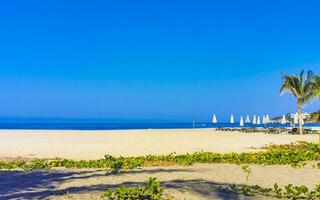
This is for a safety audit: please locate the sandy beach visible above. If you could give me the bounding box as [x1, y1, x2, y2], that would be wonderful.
[1, 163, 320, 199]
[0, 128, 318, 160]
[0, 129, 319, 199]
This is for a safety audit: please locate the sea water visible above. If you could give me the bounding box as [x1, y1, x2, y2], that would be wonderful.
[0, 118, 319, 130]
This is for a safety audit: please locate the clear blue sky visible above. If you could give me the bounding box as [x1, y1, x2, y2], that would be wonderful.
[0, 0, 320, 122]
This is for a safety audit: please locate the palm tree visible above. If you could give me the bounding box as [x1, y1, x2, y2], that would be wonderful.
[280, 70, 316, 134]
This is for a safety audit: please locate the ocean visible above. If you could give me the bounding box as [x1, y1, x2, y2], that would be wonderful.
[0, 121, 319, 130]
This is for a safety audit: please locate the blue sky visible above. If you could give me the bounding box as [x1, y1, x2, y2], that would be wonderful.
[0, 0, 320, 122]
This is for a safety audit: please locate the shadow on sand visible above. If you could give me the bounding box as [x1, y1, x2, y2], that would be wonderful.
[0, 168, 247, 200]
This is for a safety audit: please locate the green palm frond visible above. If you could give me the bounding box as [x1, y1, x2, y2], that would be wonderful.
[306, 70, 315, 83]
[280, 70, 317, 104]
[305, 75, 320, 102]
[280, 74, 300, 98]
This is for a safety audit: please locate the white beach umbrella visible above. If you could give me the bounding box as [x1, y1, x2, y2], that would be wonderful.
[245, 115, 250, 123]
[230, 114, 234, 124]
[266, 115, 270, 123]
[212, 114, 217, 124]
[240, 116, 244, 127]
[262, 115, 266, 124]
[252, 115, 257, 124]
[257, 116, 261, 125]
[281, 115, 286, 124]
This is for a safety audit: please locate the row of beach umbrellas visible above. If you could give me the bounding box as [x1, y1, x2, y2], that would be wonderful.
[212, 114, 293, 126]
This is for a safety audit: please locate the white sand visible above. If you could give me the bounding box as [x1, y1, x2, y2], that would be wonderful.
[0, 129, 318, 160]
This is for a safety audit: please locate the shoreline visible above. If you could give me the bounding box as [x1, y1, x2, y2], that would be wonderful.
[0, 129, 318, 160]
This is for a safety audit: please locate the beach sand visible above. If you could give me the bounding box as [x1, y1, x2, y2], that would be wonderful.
[1, 163, 320, 199]
[0, 128, 318, 160]
[0, 129, 319, 199]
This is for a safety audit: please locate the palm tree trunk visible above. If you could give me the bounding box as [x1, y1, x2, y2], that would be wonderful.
[298, 103, 303, 135]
